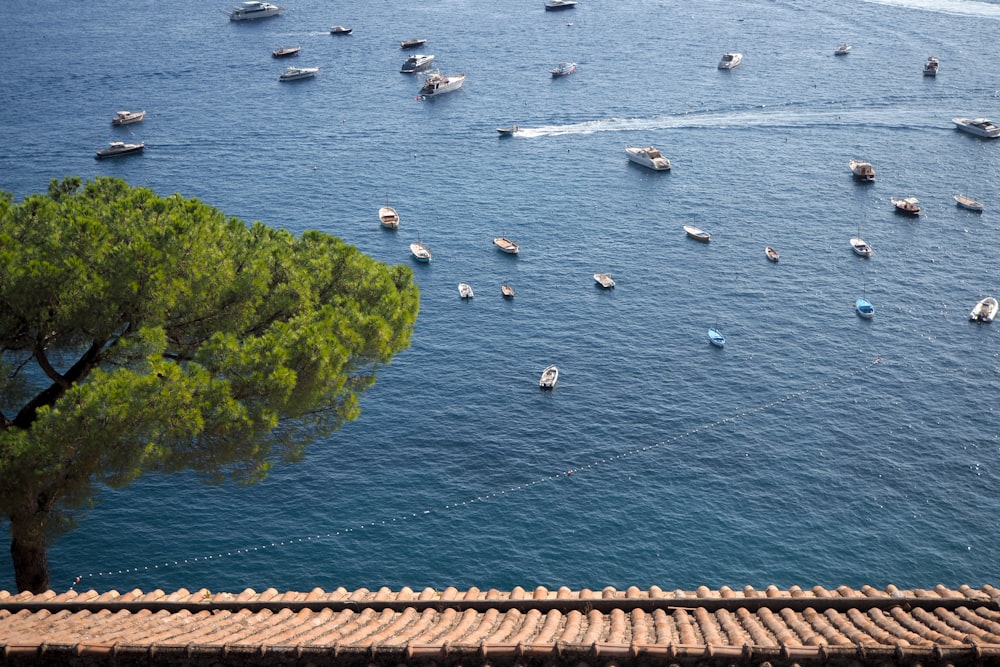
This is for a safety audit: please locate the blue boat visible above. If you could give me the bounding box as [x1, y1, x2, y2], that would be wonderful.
[856, 297, 874, 319]
[708, 327, 725, 347]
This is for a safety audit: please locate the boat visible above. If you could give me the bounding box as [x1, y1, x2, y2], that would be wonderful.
[400, 38, 427, 49]
[94, 141, 144, 159]
[493, 237, 520, 254]
[970, 296, 999, 323]
[400, 54, 434, 73]
[418, 71, 466, 97]
[279, 66, 318, 81]
[379, 198, 400, 229]
[855, 296, 875, 319]
[954, 194, 984, 212]
[544, 0, 577, 10]
[684, 225, 710, 242]
[496, 125, 520, 136]
[891, 197, 921, 215]
[718, 52, 742, 69]
[850, 236, 872, 257]
[923, 56, 939, 76]
[707, 328, 726, 347]
[835, 44, 852, 55]
[409, 241, 431, 262]
[111, 110, 145, 126]
[330, 25, 353, 35]
[765, 246, 779, 262]
[849, 160, 875, 181]
[625, 145, 671, 170]
[458, 283, 474, 299]
[550, 62, 576, 77]
[539, 365, 559, 389]
[594, 272, 615, 288]
[501, 284, 515, 299]
[228, 1, 283, 20]
[271, 45, 301, 58]
[952, 117, 1000, 139]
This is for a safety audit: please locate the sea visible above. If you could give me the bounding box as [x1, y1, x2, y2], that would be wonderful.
[1, 0, 999, 595]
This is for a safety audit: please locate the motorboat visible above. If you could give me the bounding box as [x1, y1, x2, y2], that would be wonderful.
[544, 0, 577, 10]
[409, 241, 431, 262]
[625, 145, 671, 170]
[279, 66, 318, 81]
[718, 52, 742, 69]
[765, 246, 779, 262]
[111, 110, 145, 126]
[400, 38, 427, 49]
[855, 296, 875, 319]
[400, 54, 434, 73]
[539, 365, 559, 389]
[418, 71, 466, 97]
[923, 56, 939, 76]
[272, 45, 301, 58]
[228, 1, 283, 20]
[493, 237, 520, 254]
[891, 197, 921, 215]
[501, 284, 515, 299]
[594, 272, 615, 288]
[330, 25, 353, 35]
[458, 283, 474, 299]
[954, 194, 984, 212]
[550, 62, 576, 77]
[952, 117, 1000, 139]
[970, 296, 999, 323]
[835, 44, 851, 55]
[684, 225, 710, 242]
[707, 328, 725, 347]
[94, 141, 144, 159]
[849, 159, 875, 181]
[850, 236, 872, 257]
[379, 198, 400, 229]
[496, 125, 520, 136]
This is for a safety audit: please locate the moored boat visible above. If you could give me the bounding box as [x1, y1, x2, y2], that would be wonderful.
[400, 53, 434, 73]
[849, 159, 875, 181]
[458, 283, 474, 299]
[625, 145, 671, 170]
[379, 198, 400, 229]
[954, 194, 984, 212]
[835, 44, 851, 55]
[401, 38, 427, 49]
[539, 365, 559, 389]
[272, 45, 301, 58]
[891, 197, 921, 215]
[501, 284, 515, 299]
[970, 296, 998, 322]
[95, 141, 144, 159]
[409, 241, 431, 262]
[708, 328, 725, 347]
[111, 110, 145, 126]
[684, 225, 710, 242]
[550, 61, 576, 77]
[923, 56, 939, 76]
[493, 237, 520, 254]
[856, 296, 875, 319]
[952, 117, 1000, 139]
[279, 66, 318, 81]
[544, 0, 576, 10]
[228, 1, 282, 20]
[330, 25, 352, 35]
[419, 71, 466, 96]
[765, 246, 779, 262]
[850, 236, 872, 257]
[718, 52, 742, 69]
[594, 272, 615, 288]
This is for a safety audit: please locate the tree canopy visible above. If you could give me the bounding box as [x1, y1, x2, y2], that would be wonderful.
[0, 177, 420, 593]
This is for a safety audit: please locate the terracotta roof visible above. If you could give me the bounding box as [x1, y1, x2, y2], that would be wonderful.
[3, 584, 1000, 666]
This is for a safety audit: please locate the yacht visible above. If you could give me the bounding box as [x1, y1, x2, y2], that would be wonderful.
[111, 110, 145, 126]
[228, 1, 283, 20]
[544, 0, 577, 10]
[625, 146, 671, 170]
[279, 66, 319, 81]
[400, 54, 434, 73]
[952, 117, 1000, 139]
[718, 52, 742, 69]
[95, 141, 144, 159]
[419, 71, 466, 97]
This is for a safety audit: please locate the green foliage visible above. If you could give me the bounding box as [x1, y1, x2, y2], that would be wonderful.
[0, 177, 419, 545]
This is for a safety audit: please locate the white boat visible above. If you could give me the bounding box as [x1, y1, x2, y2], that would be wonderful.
[707, 328, 725, 347]
[765, 246, 779, 262]
[539, 365, 559, 389]
[496, 125, 520, 136]
[952, 117, 1000, 139]
[379, 198, 400, 229]
[850, 236, 872, 257]
[400, 54, 434, 73]
[419, 71, 465, 97]
[970, 296, 999, 323]
[94, 141, 144, 159]
[923, 56, 939, 76]
[501, 284, 515, 299]
[593, 272, 615, 288]
[409, 241, 431, 262]
[330, 25, 352, 35]
[111, 110, 145, 126]
[718, 52, 742, 69]
[550, 62, 576, 77]
[279, 66, 318, 81]
[493, 237, 520, 254]
[544, 0, 577, 10]
[458, 283, 474, 299]
[272, 45, 301, 58]
[835, 44, 851, 55]
[625, 146, 671, 171]
[849, 160, 875, 181]
[891, 197, 921, 215]
[684, 225, 710, 242]
[954, 194, 984, 212]
[228, 1, 282, 20]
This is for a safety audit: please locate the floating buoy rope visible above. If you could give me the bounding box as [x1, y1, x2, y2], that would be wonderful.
[72, 356, 882, 588]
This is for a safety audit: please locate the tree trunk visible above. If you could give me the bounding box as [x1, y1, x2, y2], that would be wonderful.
[10, 518, 51, 594]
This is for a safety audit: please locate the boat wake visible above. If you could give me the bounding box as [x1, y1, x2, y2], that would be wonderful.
[861, 0, 1000, 19]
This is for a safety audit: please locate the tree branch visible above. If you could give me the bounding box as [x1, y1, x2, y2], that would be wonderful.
[12, 338, 109, 430]
[33, 344, 70, 390]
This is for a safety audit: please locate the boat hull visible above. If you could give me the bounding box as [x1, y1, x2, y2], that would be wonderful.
[625, 146, 671, 170]
[954, 195, 983, 211]
[419, 73, 465, 96]
[952, 117, 1000, 139]
[95, 143, 144, 159]
[684, 225, 710, 242]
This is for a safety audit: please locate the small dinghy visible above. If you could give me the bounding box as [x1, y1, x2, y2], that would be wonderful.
[707, 327, 725, 347]
[539, 364, 559, 389]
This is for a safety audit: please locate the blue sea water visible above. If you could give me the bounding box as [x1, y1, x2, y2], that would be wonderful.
[1, 0, 999, 594]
